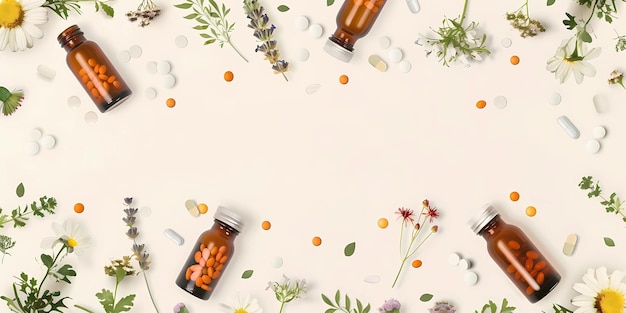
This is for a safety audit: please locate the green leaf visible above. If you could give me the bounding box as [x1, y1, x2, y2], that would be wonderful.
[327, 0, 335, 5]
[547, 0, 556, 5]
[344, 242, 356, 256]
[334, 289, 340, 304]
[184, 13, 199, 19]
[419, 293, 433, 302]
[16, 183, 24, 198]
[363, 303, 371, 313]
[113, 294, 135, 313]
[345, 294, 351, 311]
[115, 266, 127, 285]
[325, 309, 337, 313]
[321, 293, 334, 307]
[174, 2, 193, 9]
[241, 269, 253, 279]
[96, 289, 115, 313]
[580, 30, 593, 43]
[41, 253, 54, 268]
[277, 4, 289, 12]
[604, 237, 615, 247]
[563, 12, 578, 30]
[101, 2, 114, 17]
[488, 300, 497, 313]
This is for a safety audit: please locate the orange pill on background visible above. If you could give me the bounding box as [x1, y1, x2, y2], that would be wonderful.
[74, 202, 85, 213]
[339, 75, 349, 84]
[526, 206, 537, 217]
[197, 203, 208, 214]
[411, 259, 423, 268]
[509, 191, 520, 201]
[510, 55, 520, 65]
[224, 71, 234, 82]
[476, 100, 486, 109]
[261, 220, 271, 230]
[312, 236, 322, 246]
[166, 98, 176, 108]
[377, 218, 388, 229]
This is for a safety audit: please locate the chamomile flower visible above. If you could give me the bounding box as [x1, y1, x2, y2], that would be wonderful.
[220, 294, 263, 313]
[546, 37, 601, 84]
[0, 0, 48, 51]
[571, 267, 626, 313]
[41, 220, 91, 256]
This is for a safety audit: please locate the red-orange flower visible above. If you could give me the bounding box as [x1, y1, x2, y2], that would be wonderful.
[395, 207, 415, 224]
[423, 205, 439, 223]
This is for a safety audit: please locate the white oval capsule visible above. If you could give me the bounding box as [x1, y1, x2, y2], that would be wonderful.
[37, 65, 56, 80]
[562, 233, 577, 256]
[164, 228, 184, 245]
[557, 115, 580, 139]
[368, 54, 387, 72]
[406, 0, 420, 13]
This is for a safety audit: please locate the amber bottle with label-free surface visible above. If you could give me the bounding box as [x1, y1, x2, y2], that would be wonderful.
[470, 204, 560, 303]
[175, 206, 243, 300]
[58, 25, 132, 113]
[324, 0, 387, 62]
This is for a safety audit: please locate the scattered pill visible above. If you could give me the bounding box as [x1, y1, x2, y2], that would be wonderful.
[145, 87, 157, 99]
[295, 16, 310, 31]
[379, 36, 391, 49]
[475, 100, 486, 109]
[31, 128, 43, 140]
[146, 61, 158, 74]
[306, 84, 321, 94]
[501, 38, 512, 48]
[592, 94, 608, 113]
[388, 48, 403, 63]
[163, 74, 177, 88]
[525, 206, 537, 217]
[41, 135, 56, 149]
[197, 203, 208, 214]
[185, 199, 200, 217]
[84, 111, 98, 124]
[412, 259, 423, 268]
[67, 96, 81, 109]
[458, 258, 472, 270]
[586, 139, 601, 154]
[73, 202, 85, 213]
[339, 75, 349, 84]
[364, 275, 381, 284]
[118, 50, 131, 63]
[308, 24, 323, 38]
[406, 0, 420, 13]
[129, 45, 142, 58]
[261, 220, 271, 230]
[164, 228, 185, 246]
[368, 55, 387, 72]
[297, 48, 310, 62]
[377, 217, 389, 229]
[464, 271, 479, 285]
[166, 98, 176, 108]
[37, 65, 56, 80]
[592, 126, 607, 139]
[398, 60, 412, 73]
[494, 96, 507, 109]
[157, 61, 172, 74]
[271, 256, 283, 268]
[556, 115, 580, 139]
[175, 35, 188, 48]
[224, 71, 234, 82]
[312, 236, 322, 246]
[509, 191, 520, 201]
[26, 141, 40, 156]
[510, 55, 520, 65]
[548, 92, 561, 106]
[448, 253, 461, 266]
[562, 234, 577, 256]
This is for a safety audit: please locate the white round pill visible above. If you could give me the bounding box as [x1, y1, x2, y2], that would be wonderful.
[118, 50, 131, 63]
[175, 35, 188, 48]
[388, 48, 403, 63]
[592, 94, 608, 113]
[84, 111, 98, 124]
[26, 141, 40, 156]
[129, 45, 142, 58]
[592, 126, 607, 139]
[145, 87, 157, 99]
[458, 258, 472, 270]
[494, 96, 507, 109]
[586, 139, 601, 154]
[464, 271, 479, 285]
[157, 61, 172, 74]
[305, 84, 321, 94]
[295, 16, 309, 31]
[163, 74, 177, 88]
[67, 96, 81, 109]
[364, 275, 381, 284]
[379, 36, 391, 49]
[298, 48, 310, 62]
[146, 61, 157, 74]
[398, 60, 412, 73]
[41, 135, 56, 149]
[31, 128, 43, 140]
[448, 252, 460, 266]
[271, 256, 284, 268]
[548, 92, 561, 106]
[37, 65, 56, 80]
[501, 38, 512, 48]
[308, 24, 323, 38]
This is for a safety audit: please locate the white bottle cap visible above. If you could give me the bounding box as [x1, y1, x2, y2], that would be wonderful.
[324, 39, 354, 63]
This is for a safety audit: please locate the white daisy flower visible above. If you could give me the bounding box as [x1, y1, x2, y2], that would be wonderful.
[219, 294, 262, 313]
[546, 37, 601, 84]
[0, 0, 48, 52]
[571, 267, 626, 313]
[41, 220, 91, 256]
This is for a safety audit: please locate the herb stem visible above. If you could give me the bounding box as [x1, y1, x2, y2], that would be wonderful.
[460, 0, 469, 26]
[228, 42, 249, 63]
[36, 246, 67, 300]
[141, 270, 160, 313]
[74, 304, 95, 313]
[278, 300, 285, 313]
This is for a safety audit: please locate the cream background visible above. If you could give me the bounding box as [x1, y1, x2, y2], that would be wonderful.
[1, 0, 626, 312]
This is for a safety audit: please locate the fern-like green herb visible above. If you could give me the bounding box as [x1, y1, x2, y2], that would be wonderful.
[542, 303, 574, 313]
[474, 298, 516, 313]
[0, 235, 16, 263]
[579, 176, 626, 223]
[0, 196, 58, 229]
[321, 290, 371, 313]
[175, 0, 248, 62]
[43, 0, 114, 19]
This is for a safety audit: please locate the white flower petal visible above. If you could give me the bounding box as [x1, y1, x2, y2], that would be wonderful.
[596, 267, 609, 288]
[584, 47, 601, 60]
[573, 282, 598, 297]
[24, 8, 48, 25]
[20, 0, 46, 10]
[0, 28, 9, 51]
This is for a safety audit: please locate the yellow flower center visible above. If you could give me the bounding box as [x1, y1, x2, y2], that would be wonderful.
[234, 308, 249, 313]
[596, 288, 625, 313]
[0, 0, 24, 28]
[67, 238, 78, 248]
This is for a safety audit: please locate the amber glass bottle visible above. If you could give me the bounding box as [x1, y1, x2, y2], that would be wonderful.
[324, 0, 387, 62]
[470, 204, 560, 303]
[58, 25, 132, 113]
[175, 206, 243, 300]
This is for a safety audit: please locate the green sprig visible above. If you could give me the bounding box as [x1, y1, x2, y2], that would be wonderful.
[474, 298, 516, 313]
[579, 176, 626, 223]
[321, 290, 371, 313]
[542, 303, 573, 313]
[0, 235, 16, 263]
[0, 196, 58, 229]
[43, 0, 114, 19]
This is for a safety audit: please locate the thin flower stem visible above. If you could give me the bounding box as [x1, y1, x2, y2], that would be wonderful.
[228, 42, 249, 63]
[142, 270, 160, 313]
[407, 230, 435, 256]
[460, 0, 469, 25]
[278, 300, 286, 313]
[36, 246, 67, 299]
[74, 304, 95, 313]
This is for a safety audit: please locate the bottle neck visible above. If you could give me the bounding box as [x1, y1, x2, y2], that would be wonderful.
[58, 25, 87, 52]
[477, 214, 504, 239]
[214, 219, 240, 237]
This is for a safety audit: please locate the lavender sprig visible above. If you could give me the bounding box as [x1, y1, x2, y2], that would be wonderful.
[243, 0, 289, 81]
